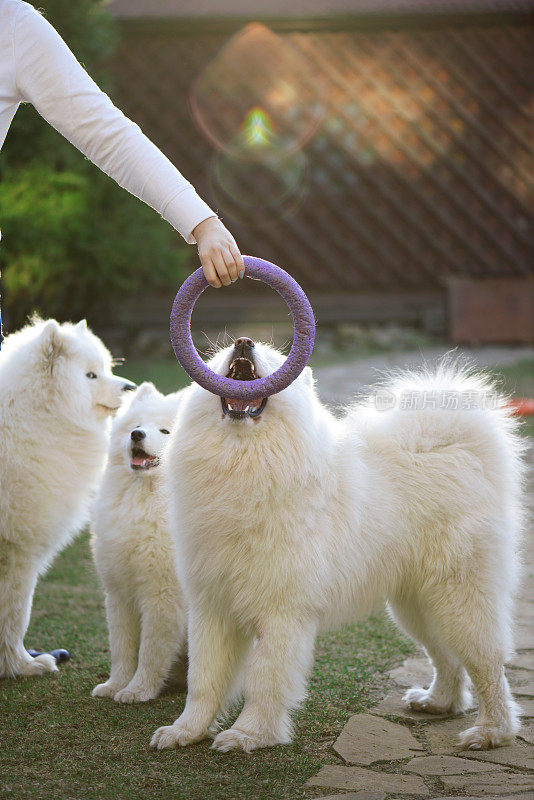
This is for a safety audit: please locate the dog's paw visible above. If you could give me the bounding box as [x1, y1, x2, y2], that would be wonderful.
[458, 724, 515, 750]
[211, 727, 287, 753]
[150, 724, 206, 750]
[211, 728, 262, 753]
[92, 680, 123, 699]
[403, 685, 464, 715]
[21, 653, 58, 677]
[114, 685, 157, 703]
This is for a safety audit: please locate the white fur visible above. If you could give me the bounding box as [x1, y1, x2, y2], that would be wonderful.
[91, 382, 187, 703]
[0, 317, 133, 678]
[151, 344, 527, 754]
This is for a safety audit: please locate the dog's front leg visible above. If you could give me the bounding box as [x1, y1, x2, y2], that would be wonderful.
[212, 617, 317, 753]
[92, 593, 140, 698]
[0, 552, 57, 678]
[150, 608, 248, 750]
[114, 594, 187, 703]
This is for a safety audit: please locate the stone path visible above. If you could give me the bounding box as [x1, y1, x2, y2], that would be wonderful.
[306, 352, 534, 798]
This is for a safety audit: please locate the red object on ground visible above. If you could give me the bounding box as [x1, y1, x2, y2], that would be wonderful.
[505, 398, 534, 417]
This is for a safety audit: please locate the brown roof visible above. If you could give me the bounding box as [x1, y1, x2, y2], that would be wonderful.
[107, 0, 534, 20]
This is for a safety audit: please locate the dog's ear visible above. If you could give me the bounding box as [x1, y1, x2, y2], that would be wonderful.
[131, 382, 158, 403]
[302, 366, 314, 387]
[166, 389, 185, 414]
[169, 388, 185, 407]
[75, 319, 88, 334]
[39, 320, 66, 371]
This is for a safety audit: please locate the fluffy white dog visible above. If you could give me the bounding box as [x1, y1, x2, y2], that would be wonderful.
[151, 338, 526, 754]
[92, 382, 187, 703]
[0, 318, 134, 679]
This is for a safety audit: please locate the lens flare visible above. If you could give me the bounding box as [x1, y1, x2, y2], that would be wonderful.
[190, 23, 326, 157]
[209, 147, 309, 227]
[191, 24, 323, 225]
[241, 106, 274, 149]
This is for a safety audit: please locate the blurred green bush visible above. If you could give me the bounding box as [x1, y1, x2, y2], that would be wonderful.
[0, 165, 189, 326]
[0, 0, 190, 331]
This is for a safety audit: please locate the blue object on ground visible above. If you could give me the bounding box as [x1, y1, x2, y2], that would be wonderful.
[27, 648, 71, 664]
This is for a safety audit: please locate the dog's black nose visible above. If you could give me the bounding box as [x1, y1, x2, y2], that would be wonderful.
[131, 429, 146, 442]
[122, 379, 137, 392]
[233, 337, 255, 357]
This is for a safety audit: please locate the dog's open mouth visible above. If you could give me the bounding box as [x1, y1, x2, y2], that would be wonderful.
[221, 356, 267, 420]
[130, 447, 159, 470]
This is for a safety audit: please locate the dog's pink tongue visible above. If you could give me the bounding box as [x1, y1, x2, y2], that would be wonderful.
[131, 454, 146, 466]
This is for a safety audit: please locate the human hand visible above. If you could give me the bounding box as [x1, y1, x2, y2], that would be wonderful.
[192, 217, 245, 288]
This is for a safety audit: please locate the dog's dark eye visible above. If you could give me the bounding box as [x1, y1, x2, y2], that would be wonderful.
[160, 428, 170, 434]
[86, 372, 97, 379]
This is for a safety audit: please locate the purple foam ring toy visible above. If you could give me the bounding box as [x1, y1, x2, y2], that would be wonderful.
[170, 255, 315, 401]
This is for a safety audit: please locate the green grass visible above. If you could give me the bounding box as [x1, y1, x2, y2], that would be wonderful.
[497, 358, 534, 396]
[115, 357, 190, 394]
[0, 533, 412, 800]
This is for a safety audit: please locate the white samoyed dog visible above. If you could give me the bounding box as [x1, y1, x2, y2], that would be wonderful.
[92, 382, 187, 703]
[0, 318, 135, 679]
[151, 337, 526, 754]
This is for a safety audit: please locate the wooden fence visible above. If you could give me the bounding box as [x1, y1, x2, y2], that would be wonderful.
[108, 14, 533, 333]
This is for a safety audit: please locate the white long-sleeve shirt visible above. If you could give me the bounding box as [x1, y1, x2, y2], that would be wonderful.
[0, 0, 215, 242]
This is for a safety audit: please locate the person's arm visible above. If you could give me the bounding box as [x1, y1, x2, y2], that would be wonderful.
[12, 2, 243, 286]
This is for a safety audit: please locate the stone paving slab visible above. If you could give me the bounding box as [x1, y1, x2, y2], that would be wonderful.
[440, 771, 534, 795]
[515, 625, 534, 650]
[387, 654, 534, 696]
[460, 742, 534, 770]
[513, 683, 534, 698]
[519, 721, 534, 744]
[310, 793, 386, 800]
[506, 668, 534, 697]
[388, 657, 433, 688]
[517, 583, 534, 602]
[423, 714, 534, 755]
[423, 714, 478, 755]
[333, 713, 425, 765]
[518, 697, 534, 716]
[508, 651, 534, 670]
[371, 690, 454, 722]
[306, 765, 430, 795]
[402, 754, 510, 775]
[427, 796, 534, 800]
[516, 598, 534, 617]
